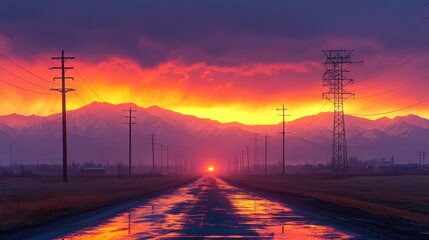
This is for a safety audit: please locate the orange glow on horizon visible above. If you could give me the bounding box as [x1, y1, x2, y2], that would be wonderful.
[0, 54, 428, 125]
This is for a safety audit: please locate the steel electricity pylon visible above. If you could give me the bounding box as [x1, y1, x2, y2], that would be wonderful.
[322, 50, 359, 174]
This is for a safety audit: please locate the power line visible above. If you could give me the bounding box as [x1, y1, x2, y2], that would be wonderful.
[74, 65, 107, 102]
[1, 52, 58, 86]
[355, 75, 429, 99]
[0, 65, 49, 90]
[1, 26, 108, 103]
[356, 39, 429, 83]
[355, 1, 429, 57]
[0, 78, 57, 95]
[350, 98, 429, 117]
[0, 27, 51, 62]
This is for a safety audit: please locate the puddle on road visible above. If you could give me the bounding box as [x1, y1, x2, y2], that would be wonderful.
[57, 177, 356, 239]
[58, 180, 199, 239]
[217, 179, 353, 239]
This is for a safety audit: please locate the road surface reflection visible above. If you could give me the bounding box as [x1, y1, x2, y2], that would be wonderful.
[58, 177, 357, 239]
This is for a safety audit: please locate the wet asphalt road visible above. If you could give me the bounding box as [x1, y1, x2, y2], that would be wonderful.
[51, 176, 365, 239]
[7, 176, 423, 239]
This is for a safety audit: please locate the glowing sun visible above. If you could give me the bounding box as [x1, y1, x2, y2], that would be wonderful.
[208, 166, 214, 172]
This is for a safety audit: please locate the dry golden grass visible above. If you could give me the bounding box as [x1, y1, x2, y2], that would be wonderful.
[223, 175, 429, 225]
[0, 175, 196, 232]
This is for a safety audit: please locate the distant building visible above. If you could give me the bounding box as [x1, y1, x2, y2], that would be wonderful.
[80, 167, 105, 176]
[393, 163, 421, 173]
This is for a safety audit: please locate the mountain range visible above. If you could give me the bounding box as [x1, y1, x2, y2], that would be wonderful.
[0, 102, 427, 170]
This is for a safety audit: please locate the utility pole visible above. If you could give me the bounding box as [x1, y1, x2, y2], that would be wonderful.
[277, 105, 288, 175]
[264, 134, 268, 174]
[160, 145, 163, 174]
[419, 151, 422, 166]
[36, 155, 39, 175]
[228, 157, 231, 175]
[175, 153, 178, 174]
[9, 145, 12, 173]
[234, 153, 238, 174]
[123, 108, 136, 176]
[151, 133, 155, 173]
[254, 134, 259, 173]
[166, 146, 169, 174]
[241, 150, 244, 174]
[50, 50, 75, 183]
[246, 146, 250, 174]
[322, 50, 359, 174]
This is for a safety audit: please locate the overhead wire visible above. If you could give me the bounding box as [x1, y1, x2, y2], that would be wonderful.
[0, 27, 51, 62]
[0, 66, 48, 90]
[354, 0, 429, 58]
[0, 78, 58, 95]
[355, 75, 429, 99]
[0, 52, 58, 86]
[350, 98, 429, 117]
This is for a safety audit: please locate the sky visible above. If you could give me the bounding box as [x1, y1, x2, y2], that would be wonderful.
[0, 0, 429, 125]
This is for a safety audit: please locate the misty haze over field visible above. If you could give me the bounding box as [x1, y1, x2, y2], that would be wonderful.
[0, 102, 427, 169]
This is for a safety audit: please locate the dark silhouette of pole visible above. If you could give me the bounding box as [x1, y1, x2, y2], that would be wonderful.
[9, 145, 12, 173]
[264, 134, 268, 174]
[240, 150, 244, 174]
[160, 145, 163, 174]
[123, 108, 136, 176]
[277, 105, 288, 175]
[175, 153, 178, 174]
[151, 133, 156, 173]
[50, 50, 75, 183]
[246, 146, 250, 174]
[166, 146, 169, 174]
[228, 157, 231, 175]
[254, 134, 259, 173]
[419, 151, 422, 166]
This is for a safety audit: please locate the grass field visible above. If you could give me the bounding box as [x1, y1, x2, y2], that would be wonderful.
[223, 174, 429, 225]
[0, 175, 197, 232]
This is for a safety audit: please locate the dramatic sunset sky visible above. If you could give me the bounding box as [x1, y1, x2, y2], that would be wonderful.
[0, 0, 428, 124]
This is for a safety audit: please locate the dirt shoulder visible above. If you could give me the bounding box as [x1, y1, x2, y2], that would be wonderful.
[0, 175, 198, 233]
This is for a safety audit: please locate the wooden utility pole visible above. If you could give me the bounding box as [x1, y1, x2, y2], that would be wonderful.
[123, 108, 136, 176]
[151, 133, 155, 173]
[50, 50, 75, 183]
[265, 134, 268, 174]
[277, 105, 288, 175]
[175, 153, 178, 174]
[160, 145, 163, 174]
[246, 146, 250, 174]
[9, 145, 12, 173]
[166, 146, 169, 174]
[254, 134, 259, 173]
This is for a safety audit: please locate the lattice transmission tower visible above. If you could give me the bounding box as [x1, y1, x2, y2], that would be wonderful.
[322, 50, 359, 173]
